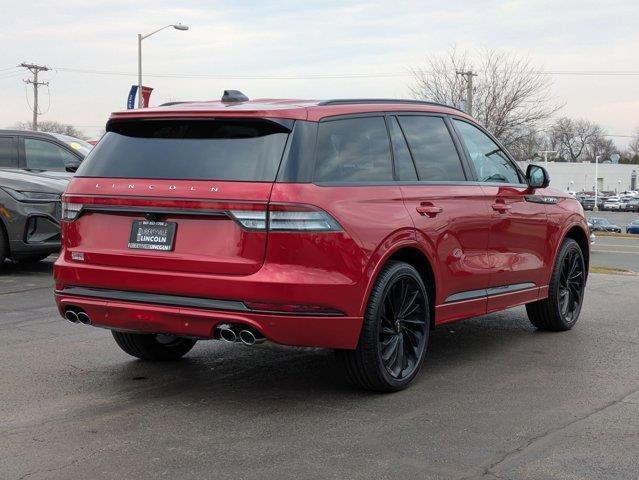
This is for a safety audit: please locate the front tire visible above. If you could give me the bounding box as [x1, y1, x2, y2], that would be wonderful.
[112, 331, 197, 360]
[526, 238, 586, 331]
[336, 261, 430, 392]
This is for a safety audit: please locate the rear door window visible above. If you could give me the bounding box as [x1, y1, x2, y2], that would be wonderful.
[24, 138, 77, 171]
[397, 116, 466, 182]
[76, 120, 291, 181]
[314, 117, 393, 182]
[0, 136, 17, 168]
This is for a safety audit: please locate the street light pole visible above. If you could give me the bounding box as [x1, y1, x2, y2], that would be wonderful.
[137, 33, 143, 108]
[137, 23, 189, 108]
[593, 155, 600, 212]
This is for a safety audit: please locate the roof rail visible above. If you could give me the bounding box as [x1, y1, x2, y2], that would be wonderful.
[318, 98, 466, 113]
[158, 101, 196, 107]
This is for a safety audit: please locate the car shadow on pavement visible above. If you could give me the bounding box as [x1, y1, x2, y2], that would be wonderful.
[0, 257, 55, 276]
[77, 309, 542, 410]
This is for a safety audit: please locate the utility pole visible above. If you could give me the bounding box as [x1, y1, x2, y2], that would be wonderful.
[20, 62, 49, 131]
[456, 70, 477, 116]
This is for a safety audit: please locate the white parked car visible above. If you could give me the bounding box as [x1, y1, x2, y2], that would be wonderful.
[603, 196, 621, 210]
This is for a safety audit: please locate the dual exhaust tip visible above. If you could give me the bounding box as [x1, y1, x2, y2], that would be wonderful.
[218, 324, 265, 346]
[64, 308, 91, 325]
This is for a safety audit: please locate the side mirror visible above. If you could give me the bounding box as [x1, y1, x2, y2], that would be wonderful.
[65, 159, 81, 173]
[526, 164, 550, 189]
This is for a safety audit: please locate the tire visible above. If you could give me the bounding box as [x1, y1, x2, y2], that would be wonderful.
[336, 261, 430, 392]
[526, 238, 586, 331]
[112, 331, 197, 360]
[0, 225, 8, 269]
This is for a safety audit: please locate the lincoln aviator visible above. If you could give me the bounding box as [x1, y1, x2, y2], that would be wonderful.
[54, 92, 590, 391]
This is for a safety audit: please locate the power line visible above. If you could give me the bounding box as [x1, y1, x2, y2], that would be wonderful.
[20, 62, 50, 131]
[52, 66, 639, 81]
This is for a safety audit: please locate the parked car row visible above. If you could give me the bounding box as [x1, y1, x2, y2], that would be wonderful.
[587, 217, 639, 234]
[578, 192, 639, 212]
[0, 130, 91, 267]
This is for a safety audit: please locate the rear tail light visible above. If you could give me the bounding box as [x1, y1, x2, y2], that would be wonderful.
[61, 202, 83, 221]
[230, 204, 342, 232]
[227, 210, 268, 230]
[61, 199, 341, 233]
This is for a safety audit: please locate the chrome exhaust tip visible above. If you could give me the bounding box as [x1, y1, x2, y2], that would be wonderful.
[218, 324, 237, 343]
[239, 329, 266, 346]
[64, 310, 79, 323]
[76, 311, 91, 325]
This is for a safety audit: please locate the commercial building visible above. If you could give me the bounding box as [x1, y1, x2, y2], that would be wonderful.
[517, 161, 638, 193]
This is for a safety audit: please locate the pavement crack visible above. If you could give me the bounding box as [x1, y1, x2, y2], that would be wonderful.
[461, 388, 639, 480]
[0, 286, 52, 296]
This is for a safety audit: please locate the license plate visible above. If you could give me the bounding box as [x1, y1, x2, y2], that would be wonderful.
[128, 220, 176, 251]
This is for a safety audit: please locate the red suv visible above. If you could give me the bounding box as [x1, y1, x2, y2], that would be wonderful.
[54, 93, 589, 391]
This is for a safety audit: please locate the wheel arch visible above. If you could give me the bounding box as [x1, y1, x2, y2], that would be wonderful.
[360, 241, 437, 327]
[560, 223, 590, 277]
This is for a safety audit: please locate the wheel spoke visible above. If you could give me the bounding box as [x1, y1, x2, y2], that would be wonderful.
[381, 335, 399, 362]
[399, 289, 419, 317]
[378, 275, 428, 380]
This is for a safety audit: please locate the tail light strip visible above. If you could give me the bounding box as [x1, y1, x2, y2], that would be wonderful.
[61, 196, 342, 232]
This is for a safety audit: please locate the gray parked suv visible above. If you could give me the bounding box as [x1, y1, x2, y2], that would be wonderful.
[0, 130, 88, 267]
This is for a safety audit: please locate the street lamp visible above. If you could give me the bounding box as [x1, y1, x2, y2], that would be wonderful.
[593, 155, 600, 212]
[137, 23, 189, 108]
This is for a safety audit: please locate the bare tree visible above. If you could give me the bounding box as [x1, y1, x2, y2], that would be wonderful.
[410, 48, 561, 157]
[12, 120, 86, 139]
[548, 117, 603, 162]
[627, 128, 639, 159]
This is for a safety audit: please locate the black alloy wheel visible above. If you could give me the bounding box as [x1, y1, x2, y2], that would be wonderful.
[336, 261, 430, 392]
[379, 275, 428, 380]
[526, 238, 586, 331]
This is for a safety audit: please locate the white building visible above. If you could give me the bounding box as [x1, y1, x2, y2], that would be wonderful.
[517, 161, 638, 193]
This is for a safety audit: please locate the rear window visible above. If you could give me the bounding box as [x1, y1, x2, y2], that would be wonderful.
[314, 117, 393, 182]
[75, 120, 291, 181]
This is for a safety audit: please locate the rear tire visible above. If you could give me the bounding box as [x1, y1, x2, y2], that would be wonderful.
[0, 225, 8, 270]
[112, 331, 197, 360]
[526, 238, 586, 331]
[336, 261, 430, 392]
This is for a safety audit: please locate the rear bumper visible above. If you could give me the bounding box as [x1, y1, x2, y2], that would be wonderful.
[54, 290, 363, 349]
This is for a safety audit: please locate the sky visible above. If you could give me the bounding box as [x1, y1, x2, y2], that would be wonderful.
[1, 0, 638, 145]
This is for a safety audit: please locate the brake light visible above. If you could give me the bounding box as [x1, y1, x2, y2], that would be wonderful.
[229, 204, 342, 232]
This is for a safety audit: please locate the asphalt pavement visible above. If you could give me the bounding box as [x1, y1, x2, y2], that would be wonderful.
[591, 235, 639, 272]
[1, 259, 637, 480]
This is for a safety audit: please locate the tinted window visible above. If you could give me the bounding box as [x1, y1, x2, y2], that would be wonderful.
[453, 120, 521, 184]
[314, 117, 392, 182]
[0, 136, 17, 167]
[388, 117, 417, 181]
[24, 138, 78, 171]
[76, 120, 290, 181]
[397, 116, 465, 181]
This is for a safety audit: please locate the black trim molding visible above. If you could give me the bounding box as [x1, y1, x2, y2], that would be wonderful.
[445, 282, 537, 304]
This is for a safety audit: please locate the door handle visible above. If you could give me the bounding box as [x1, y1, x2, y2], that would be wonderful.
[416, 205, 443, 217]
[492, 203, 511, 213]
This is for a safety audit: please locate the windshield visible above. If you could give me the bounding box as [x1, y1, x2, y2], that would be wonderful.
[76, 119, 291, 181]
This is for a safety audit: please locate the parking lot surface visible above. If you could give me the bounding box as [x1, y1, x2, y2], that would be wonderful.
[1, 260, 638, 480]
[591, 235, 639, 272]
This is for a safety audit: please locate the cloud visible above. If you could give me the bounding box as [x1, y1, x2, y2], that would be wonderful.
[1, 0, 638, 140]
